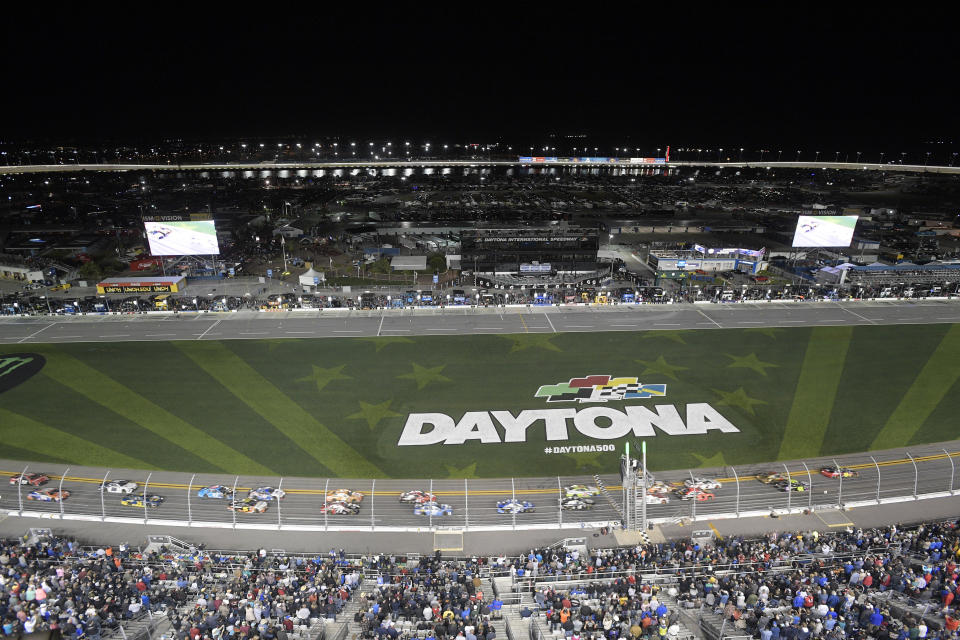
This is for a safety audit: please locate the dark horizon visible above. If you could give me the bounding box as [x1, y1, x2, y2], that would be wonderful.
[3, 16, 957, 152]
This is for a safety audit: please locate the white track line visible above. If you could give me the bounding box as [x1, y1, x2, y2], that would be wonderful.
[695, 308, 723, 328]
[196, 319, 222, 340]
[544, 313, 557, 333]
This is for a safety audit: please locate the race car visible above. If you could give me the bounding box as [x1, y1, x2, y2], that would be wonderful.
[646, 481, 672, 495]
[9, 472, 49, 486]
[197, 485, 234, 499]
[676, 487, 715, 501]
[121, 494, 164, 508]
[561, 498, 594, 511]
[413, 502, 453, 516]
[757, 472, 790, 484]
[563, 484, 600, 498]
[27, 489, 70, 502]
[820, 466, 859, 479]
[228, 498, 268, 513]
[774, 479, 809, 492]
[100, 480, 138, 494]
[645, 494, 670, 505]
[399, 490, 438, 504]
[325, 490, 364, 504]
[497, 499, 535, 514]
[320, 501, 361, 515]
[248, 487, 285, 501]
[683, 477, 722, 490]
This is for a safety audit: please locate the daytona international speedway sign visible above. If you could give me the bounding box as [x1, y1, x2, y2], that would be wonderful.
[398, 374, 740, 446]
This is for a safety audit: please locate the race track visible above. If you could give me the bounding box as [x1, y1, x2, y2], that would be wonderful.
[2, 442, 957, 532]
[1, 298, 959, 345]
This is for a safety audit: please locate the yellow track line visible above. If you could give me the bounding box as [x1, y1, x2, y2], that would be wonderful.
[4, 450, 957, 497]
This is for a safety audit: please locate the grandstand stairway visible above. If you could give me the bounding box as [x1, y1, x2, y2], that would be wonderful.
[106, 610, 173, 640]
[341, 578, 378, 640]
[491, 576, 537, 640]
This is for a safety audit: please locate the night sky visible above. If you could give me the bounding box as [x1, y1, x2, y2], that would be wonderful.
[4, 14, 956, 151]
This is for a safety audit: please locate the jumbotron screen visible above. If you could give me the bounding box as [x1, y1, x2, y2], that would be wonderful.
[145, 220, 220, 256]
[791, 215, 858, 248]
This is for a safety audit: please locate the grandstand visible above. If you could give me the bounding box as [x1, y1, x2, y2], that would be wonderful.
[4, 518, 959, 640]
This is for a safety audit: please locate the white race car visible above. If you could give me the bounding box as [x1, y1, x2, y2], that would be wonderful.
[682, 478, 722, 490]
[320, 501, 361, 515]
[644, 494, 670, 505]
[100, 480, 139, 494]
[561, 497, 594, 511]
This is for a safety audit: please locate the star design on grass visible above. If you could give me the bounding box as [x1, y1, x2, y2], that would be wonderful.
[641, 330, 687, 344]
[360, 336, 414, 352]
[744, 327, 784, 339]
[692, 451, 729, 469]
[296, 364, 352, 392]
[444, 462, 479, 479]
[562, 449, 611, 471]
[712, 387, 768, 415]
[347, 400, 402, 430]
[635, 355, 689, 381]
[726, 353, 780, 377]
[397, 362, 451, 390]
[499, 333, 562, 353]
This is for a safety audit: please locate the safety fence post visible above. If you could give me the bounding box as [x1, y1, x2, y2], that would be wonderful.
[557, 477, 563, 527]
[143, 472, 152, 525]
[870, 456, 880, 503]
[782, 463, 792, 511]
[276, 477, 284, 528]
[58, 468, 69, 519]
[231, 476, 239, 529]
[370, 479, 376, 530]
[324, 479, 330, 531]
[943, 449, 955, 495]
[832, 459, 842, 507]
[512, 477, 517, 530]
[690, 471, 696, 521]
[17, 465, 28, 515]
[429, 478, 434, 529]
[100, 470, 110, 521]
[465, 479, 469, 530]
[906, 452, 919, 498]
[731, 467, 740, 517]
[800, 461, 813, 510]
[187, 474, 195, 526]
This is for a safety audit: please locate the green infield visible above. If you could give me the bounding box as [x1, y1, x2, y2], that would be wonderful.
[1, 323, 959, 478]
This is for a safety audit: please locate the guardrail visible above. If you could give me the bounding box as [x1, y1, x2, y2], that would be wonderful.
[2, 443, 958, 534]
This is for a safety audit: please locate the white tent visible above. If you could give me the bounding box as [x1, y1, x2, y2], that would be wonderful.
[299, 267, 325, 287]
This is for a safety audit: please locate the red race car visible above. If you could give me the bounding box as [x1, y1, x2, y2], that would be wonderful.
[10, 473, 50, 486]
[820, 466, 859, 479]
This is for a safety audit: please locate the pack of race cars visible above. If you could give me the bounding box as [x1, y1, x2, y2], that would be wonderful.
[8, 465, 867, 518]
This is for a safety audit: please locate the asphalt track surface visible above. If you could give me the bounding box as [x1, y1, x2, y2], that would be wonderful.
[2, 299, 958, 533]
[1, 443, 957, 531]
[1, 298, 960, 345]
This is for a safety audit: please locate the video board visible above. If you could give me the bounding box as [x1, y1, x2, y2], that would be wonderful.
[144, 214, 220, 256]
[791, 216, 858, 248]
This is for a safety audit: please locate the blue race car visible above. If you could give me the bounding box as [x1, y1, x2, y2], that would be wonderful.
[413, 502, 453, 516]
[198, 485, 234, 499]
[497, 499, 535, 514]
[248, 487, 286, 501]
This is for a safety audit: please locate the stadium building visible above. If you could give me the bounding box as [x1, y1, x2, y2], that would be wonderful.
[460, 228, 600, 280]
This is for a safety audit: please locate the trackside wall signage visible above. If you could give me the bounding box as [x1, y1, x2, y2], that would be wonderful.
[398, 375, 741, 446]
